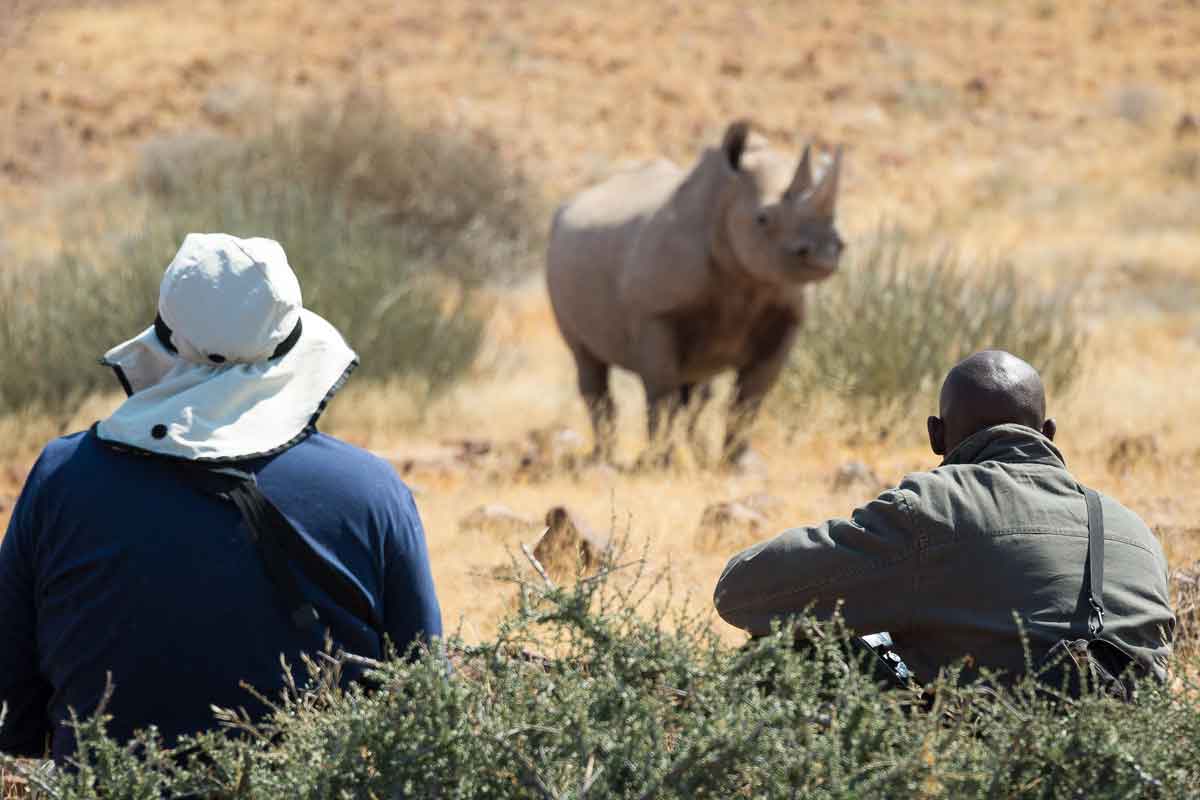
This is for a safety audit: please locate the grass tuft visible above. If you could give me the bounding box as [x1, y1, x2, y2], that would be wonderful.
[776, 229, 1085, 432]
[0, 89, 545, 417]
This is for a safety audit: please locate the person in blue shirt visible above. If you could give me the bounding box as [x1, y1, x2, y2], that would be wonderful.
[0, 233, 443, 761]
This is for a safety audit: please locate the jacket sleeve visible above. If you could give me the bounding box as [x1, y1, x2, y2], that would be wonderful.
[0, 461, 52, 757]
[713, 487, 921, 637]
[381, 486, 444, 657]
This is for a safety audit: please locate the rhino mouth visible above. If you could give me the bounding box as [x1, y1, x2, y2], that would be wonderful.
[791, 258, 840, 281]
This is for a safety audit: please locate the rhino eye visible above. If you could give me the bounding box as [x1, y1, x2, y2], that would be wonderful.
[755, 211, 770, 227]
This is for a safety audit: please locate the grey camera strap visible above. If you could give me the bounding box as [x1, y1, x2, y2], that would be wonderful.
[1083, 487, 1106, 637]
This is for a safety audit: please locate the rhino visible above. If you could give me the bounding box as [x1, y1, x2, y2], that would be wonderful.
[546, 120, 845, 467]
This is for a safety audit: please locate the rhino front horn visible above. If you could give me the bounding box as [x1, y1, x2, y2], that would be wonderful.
[787, 143, 814, 198]
[805, 146, 842, 218]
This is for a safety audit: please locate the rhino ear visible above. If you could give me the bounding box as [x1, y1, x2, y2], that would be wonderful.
[804, 146, 842, 218]
[721, 119, 753, 171]
[786, 143, 814, 199]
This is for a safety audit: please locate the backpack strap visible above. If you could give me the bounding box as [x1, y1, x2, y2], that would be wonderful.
[178, 464, 386, 641]
[1083, 487, 1105, 637]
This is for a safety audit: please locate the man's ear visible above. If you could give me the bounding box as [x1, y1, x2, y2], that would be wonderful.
[927, 416, 946, 456]
[1042, 418, 1057, 442]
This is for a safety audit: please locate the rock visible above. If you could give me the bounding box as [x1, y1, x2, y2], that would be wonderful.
[832, 461, 882, 492]
[458, 504, 537, 537]
[531, 506, 610, 578]
[694, 501, 770, 551]
[735, 492, 785, 519]
[964, 76, 988, 96]
[382, 444, 466, 486]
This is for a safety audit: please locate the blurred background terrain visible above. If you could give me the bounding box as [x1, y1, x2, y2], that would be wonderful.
[0, 0, 1198, 644]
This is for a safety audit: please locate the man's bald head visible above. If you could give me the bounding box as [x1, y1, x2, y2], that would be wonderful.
[927, 351, 1055, 456]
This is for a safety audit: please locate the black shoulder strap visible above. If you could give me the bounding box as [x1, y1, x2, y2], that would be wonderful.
[179, 464, 385, 641]
[1083, 487, 1106, 638]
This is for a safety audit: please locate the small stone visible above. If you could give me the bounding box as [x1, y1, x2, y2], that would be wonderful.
[735, 492, 785, 519]
[694, 501, 769, 551]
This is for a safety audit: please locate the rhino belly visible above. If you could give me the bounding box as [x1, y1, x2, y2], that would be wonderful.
[547, 161, 685, 368]
[547, 221, 640, 366]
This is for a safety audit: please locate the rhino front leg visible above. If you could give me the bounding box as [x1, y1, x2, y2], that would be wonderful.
[631, 317, 685, 469]
[569, 343, 616, 463]
[641, 382, 686, 469]
[723, 319, 799, 467]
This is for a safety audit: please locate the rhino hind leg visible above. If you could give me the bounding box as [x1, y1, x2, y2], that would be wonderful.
[570, 344, 617, 463]
[683, 382, 715, 466]
[722, 397, 763, 467]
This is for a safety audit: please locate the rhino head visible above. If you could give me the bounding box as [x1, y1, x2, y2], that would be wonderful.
[713, 120, 845, 285]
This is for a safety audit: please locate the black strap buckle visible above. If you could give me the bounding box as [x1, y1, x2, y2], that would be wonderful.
[1088, 598, 1105, 636]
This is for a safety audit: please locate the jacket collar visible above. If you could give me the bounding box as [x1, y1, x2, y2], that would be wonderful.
[941, 423, 1067, 469]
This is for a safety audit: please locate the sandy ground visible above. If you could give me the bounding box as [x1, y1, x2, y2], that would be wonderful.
[1, 0, 1198, 644]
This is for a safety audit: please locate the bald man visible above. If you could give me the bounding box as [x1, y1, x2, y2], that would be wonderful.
[714, 351, 1174, 685]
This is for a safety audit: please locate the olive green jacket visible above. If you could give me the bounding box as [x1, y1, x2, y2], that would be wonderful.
[713, 424, 1175, 684]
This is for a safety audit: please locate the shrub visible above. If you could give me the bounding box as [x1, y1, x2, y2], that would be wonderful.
[776, 229, 1085, 430]
[0, 89, 545, 416]
[5, 552, 1199, 799]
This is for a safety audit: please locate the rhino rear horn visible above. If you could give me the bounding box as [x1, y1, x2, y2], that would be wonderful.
[804, 146, 842, 218]
[722, 119, 753, 171]
[786, 143, 814, 199]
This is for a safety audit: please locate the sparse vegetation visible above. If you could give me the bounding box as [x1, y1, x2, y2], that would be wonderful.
[777, 230, 1085, 430]
[4, 553, 1199, 799]
[0, 90, 544, 416]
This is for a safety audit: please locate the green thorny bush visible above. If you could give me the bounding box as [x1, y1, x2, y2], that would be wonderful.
[0, 89, 545, 416]
[4, 542, 1199, 800]
[776, 229, 1085, 433]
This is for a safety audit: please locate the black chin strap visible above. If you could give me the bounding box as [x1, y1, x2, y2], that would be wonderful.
[154, 314, 304, 361]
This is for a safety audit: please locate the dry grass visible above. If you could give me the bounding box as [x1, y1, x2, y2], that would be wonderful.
[1, 0, 1199, 648]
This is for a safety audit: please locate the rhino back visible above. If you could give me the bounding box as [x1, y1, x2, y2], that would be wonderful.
[547, 159, 684, 366]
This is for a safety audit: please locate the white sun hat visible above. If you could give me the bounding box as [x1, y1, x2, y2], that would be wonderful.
[96, 232, 357, 461]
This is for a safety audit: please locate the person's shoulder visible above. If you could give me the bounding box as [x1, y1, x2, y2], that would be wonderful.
[284, 433, 413, 496]
[28, 429, 99, 479]
[893, 464, 955, 500]
[10, 429, 103, 510]
[300, 432, 401, 471]
[1093, 488, 1157, 540]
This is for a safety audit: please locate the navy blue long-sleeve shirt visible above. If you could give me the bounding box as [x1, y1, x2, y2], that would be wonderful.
[0, 428, 442, 761]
